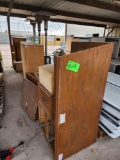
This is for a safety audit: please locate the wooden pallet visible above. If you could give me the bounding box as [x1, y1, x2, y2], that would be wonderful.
[97, 127, 108, 140]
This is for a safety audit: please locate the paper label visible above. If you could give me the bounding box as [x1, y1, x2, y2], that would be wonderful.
[59, 114, 66, 124]
[58, 154, 63, 160]
[66, 60, 80, 72]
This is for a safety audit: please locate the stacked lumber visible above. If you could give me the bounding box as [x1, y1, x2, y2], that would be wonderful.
[100, 72, 120, 138]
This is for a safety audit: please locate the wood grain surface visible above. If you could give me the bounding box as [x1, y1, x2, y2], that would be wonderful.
[21, 42, 44, 78]
[54, 42, 114, 159]
[21, 78, 38, 121]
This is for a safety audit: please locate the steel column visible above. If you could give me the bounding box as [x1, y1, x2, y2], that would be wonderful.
[44, 20, 48, 56]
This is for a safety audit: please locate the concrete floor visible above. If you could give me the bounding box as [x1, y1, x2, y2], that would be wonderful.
[0, 69, 120, 160]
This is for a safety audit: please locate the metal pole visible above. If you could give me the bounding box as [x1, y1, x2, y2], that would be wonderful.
[38, 22, 41, 44]
[44, 20, 48, 56]
[65, 23, 67, 42]
[30, 21, 36, 42]
[33, 23, 36, 42]
[7, 16, 12, 52]
[103, 27, 106, 37]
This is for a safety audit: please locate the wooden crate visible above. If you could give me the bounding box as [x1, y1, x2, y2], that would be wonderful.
[21, 42, 44, 78]
[39, 64, 54, 94]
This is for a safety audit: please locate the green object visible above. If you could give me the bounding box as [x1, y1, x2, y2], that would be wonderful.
[66, 60, 80, 72]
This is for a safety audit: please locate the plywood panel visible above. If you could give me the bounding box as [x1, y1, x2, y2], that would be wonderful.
[21, 78, 38, 121]
[54, 42, 113, 159]
[71, 42, 110, 53]
[21, 42, 44, 78]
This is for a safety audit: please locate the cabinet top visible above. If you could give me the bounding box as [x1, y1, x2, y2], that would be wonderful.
[21, 41, 43, 47]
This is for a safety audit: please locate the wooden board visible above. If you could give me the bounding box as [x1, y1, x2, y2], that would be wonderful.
[26, 72, 39, 85]
[21, 78, 38, 121]
[54, 42, 114, 160]
[21, 42, 44, 78]
[39, 64, 54, 94]
[71, 42, 111, 53]
[38, 101, 46, 123]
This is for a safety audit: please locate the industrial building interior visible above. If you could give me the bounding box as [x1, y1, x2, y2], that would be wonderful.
[0, 0, 120, 160]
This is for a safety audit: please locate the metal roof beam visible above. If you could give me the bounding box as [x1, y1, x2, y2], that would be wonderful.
[65, 0, 120, 13]
[7, 0, 15, 16]
[50, 19, 106, 28]
[0, 11, 27, 18]
[43, 9, 120, 24]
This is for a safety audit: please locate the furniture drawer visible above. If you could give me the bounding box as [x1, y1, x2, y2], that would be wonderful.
[38, 83, 54, 119]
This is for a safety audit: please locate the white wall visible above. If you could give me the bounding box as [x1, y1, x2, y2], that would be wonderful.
[67, 24, 105, 37]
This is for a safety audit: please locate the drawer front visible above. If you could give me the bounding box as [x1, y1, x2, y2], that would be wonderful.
[38, 84, 54, 119]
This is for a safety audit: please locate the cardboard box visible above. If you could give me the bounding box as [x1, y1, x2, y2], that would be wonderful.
[39, 64, 54, 94]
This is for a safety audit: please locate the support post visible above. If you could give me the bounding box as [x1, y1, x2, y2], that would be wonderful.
[65, 23, 67, 42]
[103, 26, 106, 37]
[44, 20, 48, 56]
[7, 0, 15, 66]
[30, 21, 36, 42]
[7, 16, 12, 53]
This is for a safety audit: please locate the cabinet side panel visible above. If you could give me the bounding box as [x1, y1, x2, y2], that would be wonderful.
[25, 46, 44, 73]
[54, 43, 113, 160]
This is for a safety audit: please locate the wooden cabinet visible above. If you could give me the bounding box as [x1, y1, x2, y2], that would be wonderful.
[12, 37, 26, 60]
[21, 42, 44, 78]
[11, 36, 26, 72]
[66, 37, 90, 54]
[38, 42, 114, 160]
[11, 36, 26, 61]
[21, 42, 44, 121]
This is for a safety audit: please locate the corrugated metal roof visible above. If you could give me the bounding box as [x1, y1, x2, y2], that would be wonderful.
[13, 0, 120, 21]
[99, 0, 120, 6]
[51, 15, 115, 25]
[0, 0, 120, 26]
